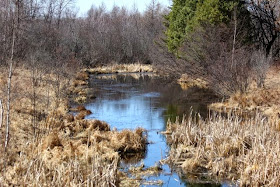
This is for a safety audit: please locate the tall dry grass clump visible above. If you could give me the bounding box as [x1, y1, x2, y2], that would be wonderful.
[70, 71, 92, 104]
[209, 88, 280, 117]
[2, 146, 119, 186]
[164, 111, 280, 186]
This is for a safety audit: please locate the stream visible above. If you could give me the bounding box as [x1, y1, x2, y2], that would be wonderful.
[84, 73, 224, 186]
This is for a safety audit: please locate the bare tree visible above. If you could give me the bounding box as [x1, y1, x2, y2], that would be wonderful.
[5, 59, 13, 150]
[247, 0, 280, 56]
[4, 0, 18, 150]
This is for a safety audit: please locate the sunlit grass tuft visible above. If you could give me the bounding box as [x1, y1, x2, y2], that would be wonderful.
[87, 63, 155, 74]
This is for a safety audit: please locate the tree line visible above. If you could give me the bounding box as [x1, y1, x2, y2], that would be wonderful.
[0, 0, 167, 70]
[1, 1, 280, 94]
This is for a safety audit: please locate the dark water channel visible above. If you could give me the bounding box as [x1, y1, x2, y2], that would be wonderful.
[84, 73, 223, 187]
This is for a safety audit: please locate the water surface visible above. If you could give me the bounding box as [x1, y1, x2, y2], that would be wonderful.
[85, 73, 220, 186]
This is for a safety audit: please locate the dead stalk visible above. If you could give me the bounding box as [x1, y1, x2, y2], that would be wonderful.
[0, 99, 3, 129]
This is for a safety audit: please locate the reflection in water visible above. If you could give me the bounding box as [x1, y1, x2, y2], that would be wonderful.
[120, 152, 147, 164]
[164, 104, 179, 123]
[86, 73, 220, 186]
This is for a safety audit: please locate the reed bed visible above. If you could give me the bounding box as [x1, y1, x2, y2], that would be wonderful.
[2, 148, 119, 186]
[1, 117, 147, 186]
[164, 111, 280, 186]
[0, 67, 148, 186]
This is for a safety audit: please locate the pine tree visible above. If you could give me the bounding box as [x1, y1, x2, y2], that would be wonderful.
[165, 0, 238, 54]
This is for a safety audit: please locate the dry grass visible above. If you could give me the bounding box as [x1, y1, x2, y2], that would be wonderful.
[128, 163, 162, 177]
[72, 79, 88, 87]
[210, 66, 280, 118]
[94, 73, 159, 81]
[0, 66, 148, 186]
[2, 145, 119, 186]
[76, 105, 87, 111]
[75, 109, 92, 120]
[178, 74, 208, 90]
[117, 163, 163, 186]
[70, 71, 95, 104]
[1, 112, 147, 186]
[210, 89, 280, 117]
[164, 111, 280, 186]
[75, 71, 89, 81]
[74, 95, 87, 104]
[86, 63, 155, 74]
[110, 128, 147, 153]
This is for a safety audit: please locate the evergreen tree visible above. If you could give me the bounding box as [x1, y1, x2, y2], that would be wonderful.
[165, 0, 238, 54]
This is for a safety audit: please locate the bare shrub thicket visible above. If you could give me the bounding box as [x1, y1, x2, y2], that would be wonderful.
[150, 35, 185, 78]
[250, 50, 271, 87]
[153, 19, 272, 96]
[152, 1, 280, 96]
[247, 0, 280, 56]
[183, 23, 272, 96]
[78, 2, 166, 66]
[0, 0, 167, 69]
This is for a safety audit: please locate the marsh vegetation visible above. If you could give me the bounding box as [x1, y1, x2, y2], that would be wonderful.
[1, 0, 280, 186]
[164, 110, 280, 186]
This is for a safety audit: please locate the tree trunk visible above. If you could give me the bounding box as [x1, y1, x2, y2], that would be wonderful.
[4, 9, 16, 150]
[266, 34, 278, 56]
[5, 61, 13, 151]
[0, 100, 3, 129]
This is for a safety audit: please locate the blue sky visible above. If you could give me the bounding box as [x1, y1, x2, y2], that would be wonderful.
[75, 0, 172, 15]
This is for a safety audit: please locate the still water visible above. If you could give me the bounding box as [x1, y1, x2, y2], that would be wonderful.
[85, 73, 222, 186]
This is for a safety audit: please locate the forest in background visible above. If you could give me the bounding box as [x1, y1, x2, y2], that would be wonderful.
[1, 0, 280, 95]
[0, 0, 166, 70]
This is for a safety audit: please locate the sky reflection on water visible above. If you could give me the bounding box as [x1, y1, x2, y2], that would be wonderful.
[85, 74, 222, 187]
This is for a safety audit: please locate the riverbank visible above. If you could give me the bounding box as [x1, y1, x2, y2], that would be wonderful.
[178, 74, 208, 90]
[0, 65, 148, 186]
[162, 65, 280, 185]
[68, 63, 157, 105]
[164, 111, 280, 186]
[209, 65, 280, 119]
[85, 63, 155, 74]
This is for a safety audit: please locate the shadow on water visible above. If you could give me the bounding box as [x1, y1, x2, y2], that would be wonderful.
[85, 73, 222, 186]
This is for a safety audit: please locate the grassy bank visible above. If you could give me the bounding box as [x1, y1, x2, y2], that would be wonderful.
[163, 64, 280, 186]
[0, 65, 148, 186]
[69, 64, 156, 104]
[209, 66, 280, 118]
[164, 111, 280, 186]
[178, 74, 208, 90]
[85, 63, 155, 74]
